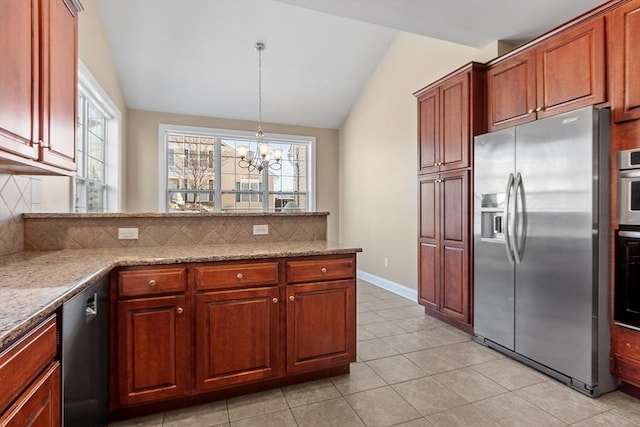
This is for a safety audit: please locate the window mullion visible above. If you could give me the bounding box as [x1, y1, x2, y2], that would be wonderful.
[215, 137, 222, 212]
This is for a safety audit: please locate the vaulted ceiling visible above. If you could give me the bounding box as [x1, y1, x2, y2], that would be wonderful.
[95, 0, 606, 129]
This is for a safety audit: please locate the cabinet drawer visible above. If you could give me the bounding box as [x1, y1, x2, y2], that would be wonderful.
[118, 267, 187, 297]
[286, 257, 355, 284]
[613, 354, 640, 387]
[0, 315, 57, 412]
[195, 262, 279, 290]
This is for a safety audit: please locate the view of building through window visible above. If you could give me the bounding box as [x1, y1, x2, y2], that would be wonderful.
[163, 128, 313, 213]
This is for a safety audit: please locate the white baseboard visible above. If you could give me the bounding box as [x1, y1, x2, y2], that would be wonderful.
[356, 270, 417, 302]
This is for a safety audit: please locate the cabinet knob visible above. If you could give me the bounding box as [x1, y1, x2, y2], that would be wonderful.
[176, 307, 184, 314]
[148, 279, 156, 287]
[528, 109, 534, 114]
[236, 273, 243, 280]
[536, 107, 542, 112]
[289, 295, 295, 302]
[320, 267, 327, 274]
[272, 298, 278, 304]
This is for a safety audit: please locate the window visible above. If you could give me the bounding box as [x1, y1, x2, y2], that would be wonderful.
[159, 125, 315, 213]
[75, 62, 121, 212]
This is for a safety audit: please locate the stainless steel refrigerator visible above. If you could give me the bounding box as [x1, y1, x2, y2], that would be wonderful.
[473, 106, 617, 396]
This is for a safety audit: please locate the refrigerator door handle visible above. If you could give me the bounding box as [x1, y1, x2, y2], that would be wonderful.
[504, 173, 516, 264]
[512, 172, 527, 264]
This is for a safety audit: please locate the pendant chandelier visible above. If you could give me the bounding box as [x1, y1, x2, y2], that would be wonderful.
[237, 42, 282, 172]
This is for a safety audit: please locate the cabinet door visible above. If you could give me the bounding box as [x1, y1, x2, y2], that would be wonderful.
[417, 88, 439, 174]
[39, 0, 77, 171]
[487, 49, 537, 131]
[440, 72, 469, 171]
[286, 280, 355, 374]
[418, 174, 439, 309]
[117, 296, 188, 406]
[611, 0, 640, 123]
[439, 170, 470, 324]
[194, 287, 279, 392]
[0, 363, 61, 427]
[0, 0, 40, 161]
[536, 17, 605, 119]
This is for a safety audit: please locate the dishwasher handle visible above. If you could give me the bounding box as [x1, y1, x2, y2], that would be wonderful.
[86, 292, 98, 321]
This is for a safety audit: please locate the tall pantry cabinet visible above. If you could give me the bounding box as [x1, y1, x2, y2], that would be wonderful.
[414, 62, 485, 333]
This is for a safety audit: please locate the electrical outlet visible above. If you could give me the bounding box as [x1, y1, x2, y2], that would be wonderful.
[253, 224, 269, 235]
[118, 228, 139, 240]
[384, 257, 389, 267]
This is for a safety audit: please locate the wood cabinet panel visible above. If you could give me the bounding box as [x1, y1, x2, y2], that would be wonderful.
[0, 0, 39, 161]
[440, 73, 469, 171]
[286, 257, 355, 284]
[195, 262, 278, 290]
[487, 16, 605, 129]
[441, 246, 468, 322]
[0, 315, 57, 412]
[118, 267, 187, 297]
[194, 287, 279, 392]
[418, 243, 438, 310]
[613, 354, 640, 388]
[487, 50, 537, 131]
[419, 176, 438, 240]
[117, 296, 188, 406]
[286, 280, 355, 374]
[0, 363, 61, 427]
[418, 88, 439, 174]
[536, 17, 605, 118]
[611, 0, 640, 122]
[39, 0, 77, 171]
[441, 171, 467, 243]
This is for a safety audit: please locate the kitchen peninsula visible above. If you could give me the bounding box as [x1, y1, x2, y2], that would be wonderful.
[0, 212, 361, 421]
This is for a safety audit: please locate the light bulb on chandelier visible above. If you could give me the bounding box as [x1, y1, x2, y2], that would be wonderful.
[237, 42, 282, 173]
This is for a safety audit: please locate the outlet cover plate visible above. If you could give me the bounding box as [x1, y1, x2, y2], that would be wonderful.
[253, 224, 269, 235]
[118, 228, 139, 240]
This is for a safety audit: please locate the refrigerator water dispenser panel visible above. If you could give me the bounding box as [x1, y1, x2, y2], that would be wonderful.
[480, 193, 506, 241]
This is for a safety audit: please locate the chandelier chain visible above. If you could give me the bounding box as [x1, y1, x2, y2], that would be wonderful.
[256, 42, 264, 134]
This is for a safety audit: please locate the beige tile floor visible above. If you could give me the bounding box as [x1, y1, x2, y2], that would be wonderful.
[110, 279, 640, 427]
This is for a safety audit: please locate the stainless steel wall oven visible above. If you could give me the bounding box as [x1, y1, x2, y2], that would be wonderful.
[618, 149, 640, 226]
[615, 228, 640, 330]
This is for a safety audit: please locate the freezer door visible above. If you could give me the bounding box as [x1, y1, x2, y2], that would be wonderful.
[474, 127, 516, 350]
[514, 106, 597, 385]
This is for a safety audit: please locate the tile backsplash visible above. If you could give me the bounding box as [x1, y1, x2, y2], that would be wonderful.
[0, 174, 41, 256]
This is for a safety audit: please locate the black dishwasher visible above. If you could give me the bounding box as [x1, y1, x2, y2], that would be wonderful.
[62, 278, 109, 426]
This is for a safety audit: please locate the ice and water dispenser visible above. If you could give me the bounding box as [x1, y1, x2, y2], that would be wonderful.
[480, 192, 506, 242]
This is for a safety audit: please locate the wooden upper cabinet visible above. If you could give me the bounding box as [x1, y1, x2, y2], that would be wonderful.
[416, 62, 485, 175]
[536, 17, 605, 118]
[610, 0, 640, 123]
[39, 0, 78, 171]
[0, 0, 79, 174]
[0, 0, 40, 161]
[487, 49, 537, 130]
[487, 16, 606, 131]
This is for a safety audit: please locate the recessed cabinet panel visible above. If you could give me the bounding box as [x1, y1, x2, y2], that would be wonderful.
[419, 176, 438, 240]
[286, 280, 355, 374]
[487, 50, 537, 131]
[441, 73, 469, 170]
[441, 172, 466, 243]
[0, 0, 39, 160]
[441, 245, 467, 322]
[118, 296, 188, 406]
[419, 243, 438, 310]
[195, 287, 279, 391]
[611, 0, 640, 122]
[536, 17, 605, 118]
[418, 89, 439, 174]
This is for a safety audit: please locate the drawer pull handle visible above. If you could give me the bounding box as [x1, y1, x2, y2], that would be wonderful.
[289, 295, 295, 302]
[176, 307, 184, 314]
[148, 280, 156, 287]
[272, 298, 278, 304]
[236, 273, 244, 280]
[320, 267, 327, 274]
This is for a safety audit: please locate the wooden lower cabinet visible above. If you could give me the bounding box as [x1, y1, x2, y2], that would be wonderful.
[0, 315, 60, 426]
[286, 280, 356, 374]
[194, 286, 280, 392]
[117, 296, 188, 406]
[112, 255, 357, 414]
[418, 170, 471, 332]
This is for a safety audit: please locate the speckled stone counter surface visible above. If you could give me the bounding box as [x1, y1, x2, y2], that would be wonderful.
[0, 241, 361, 350]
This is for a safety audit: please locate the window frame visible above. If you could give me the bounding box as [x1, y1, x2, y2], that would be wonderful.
[158, 124, 316, 213]
[74, 61, 121, 212]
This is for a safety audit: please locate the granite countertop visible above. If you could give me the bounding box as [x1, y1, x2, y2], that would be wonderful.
[0, 241, 361, 349]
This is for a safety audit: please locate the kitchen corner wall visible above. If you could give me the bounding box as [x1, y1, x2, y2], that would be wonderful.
[0, 174, 41, 256]
[339, 32, 501, 292]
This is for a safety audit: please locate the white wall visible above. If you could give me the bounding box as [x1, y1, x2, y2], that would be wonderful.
[339, 32, 501, 293]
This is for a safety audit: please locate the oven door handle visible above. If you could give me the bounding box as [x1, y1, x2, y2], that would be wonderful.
[619, 231, 640, 239]
[620, 170, 640, 178]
